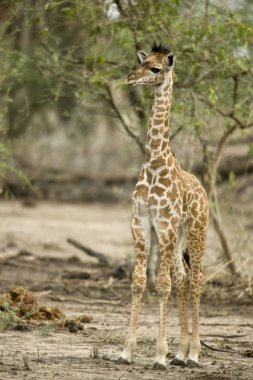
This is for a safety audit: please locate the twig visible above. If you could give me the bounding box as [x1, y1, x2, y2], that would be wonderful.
[48, 295, 121, 305]
[201, 323, 253, 328]
[32, 290, 52, 298]
[235, 258, 252, 274]
[200, 340, 233, 353]
[67, 238, 109, 265]
[204, 257, 237, 283]
[202, 334, 247, 338]
[210, 209, 238, 277]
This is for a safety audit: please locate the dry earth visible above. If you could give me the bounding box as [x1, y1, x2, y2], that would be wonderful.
[0, 201, 252, 380]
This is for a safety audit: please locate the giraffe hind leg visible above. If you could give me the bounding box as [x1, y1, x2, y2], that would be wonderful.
[185, 227, 207, 367]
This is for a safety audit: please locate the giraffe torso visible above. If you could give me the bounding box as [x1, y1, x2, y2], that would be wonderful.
[133, 153, 208, 231]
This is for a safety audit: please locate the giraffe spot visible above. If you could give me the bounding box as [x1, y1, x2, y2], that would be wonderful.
[158, 128, 167, 137]
[158, 176, 171, 187]
[151, 128, 159, 136]
[135, 184, 149, 199]
[146, 169, 153, 183]
[153, 119, 164, 125]
[171, 182, 179, 195]
[171, 215, 180, 225]
[194, 220, 201, 229]
[160, 168, 169, 176]
[161, 140, 168, 151]
[199, 213, 208, 224]
[163, 85, 171, 92]
[138, 168, 145, 181]
[150, 185, 165, 196]
[150, 157, 166, 168]
[159, 220, 169, 229]
[182, 203, 188, 214]
[167, 155, 174, 166]
[164, 129, 169, 138]
[135, 241, 145, 251]
[151, 139, 162, 149]
[149, 196, 158, 205]
[160, 206, 173, 219]
[155, 107, 165, 113]
[160, 199, 167, 206]
[155, 115, 165, 120]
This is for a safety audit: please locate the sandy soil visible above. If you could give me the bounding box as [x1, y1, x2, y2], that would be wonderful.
[0, 201, 252, 380]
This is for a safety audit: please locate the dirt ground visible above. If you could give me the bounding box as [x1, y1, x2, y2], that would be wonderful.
[0, 201, 252, 380]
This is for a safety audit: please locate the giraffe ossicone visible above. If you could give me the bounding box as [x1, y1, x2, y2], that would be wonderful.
[117, 42, 209, 369]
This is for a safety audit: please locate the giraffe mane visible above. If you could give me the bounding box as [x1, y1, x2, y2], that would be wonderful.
[151, 41, 171, 55]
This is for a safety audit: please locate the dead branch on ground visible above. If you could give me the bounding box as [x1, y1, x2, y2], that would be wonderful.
[200, 340, 234, 353]
[67, 238, 109, 266]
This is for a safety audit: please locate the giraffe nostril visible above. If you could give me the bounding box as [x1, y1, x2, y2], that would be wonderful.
[127, 73, 135, 81]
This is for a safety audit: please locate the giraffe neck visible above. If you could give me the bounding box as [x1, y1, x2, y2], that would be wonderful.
[145, 71, 173, 165]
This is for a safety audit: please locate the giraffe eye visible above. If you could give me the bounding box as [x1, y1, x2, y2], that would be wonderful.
[150, 67, 161, 74]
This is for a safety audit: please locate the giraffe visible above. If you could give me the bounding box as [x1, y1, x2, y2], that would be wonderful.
[116, 42, 209, 369]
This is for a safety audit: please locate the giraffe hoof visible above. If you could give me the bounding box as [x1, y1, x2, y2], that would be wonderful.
[170, 357, 185, 367]
[186, 359, 201, 368]
[116, 357, 131, 365]
[152, 362, 166, 370]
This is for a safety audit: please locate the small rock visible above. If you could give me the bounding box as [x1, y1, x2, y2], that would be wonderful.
[242, 350, 253, 357]
[69, 324, 78, 333]
[66, 320, 79, 333]
[67, 256, 81, 264]
[80, 315, 93, 323]
[14, 323, 31, 332]
[17, 249, 34, 257]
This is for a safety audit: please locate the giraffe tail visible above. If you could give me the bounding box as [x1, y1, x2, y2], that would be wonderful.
[182, 247, 190, 268]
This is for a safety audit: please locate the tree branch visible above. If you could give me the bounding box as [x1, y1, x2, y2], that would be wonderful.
[198, 95, 252, 130]
[104, 85, 145, 154]
[170, 125, 183, 141]
[175, 64, 220, 88]
[211, 208, 237, 276]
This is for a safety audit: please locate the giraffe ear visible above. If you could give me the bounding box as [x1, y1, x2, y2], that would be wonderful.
[137, 51, 148, 63]
[167, 52, 175, 68]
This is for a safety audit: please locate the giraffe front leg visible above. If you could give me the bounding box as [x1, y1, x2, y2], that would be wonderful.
[153, 230, 177, 370]
[117, 214, 151, 365]
[153, 275, 170, 370]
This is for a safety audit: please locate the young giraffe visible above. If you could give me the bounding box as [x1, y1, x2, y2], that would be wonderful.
[117, 43, 209, 369]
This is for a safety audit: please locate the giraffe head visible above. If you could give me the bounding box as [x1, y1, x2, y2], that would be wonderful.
[126, 42, 175, 86]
